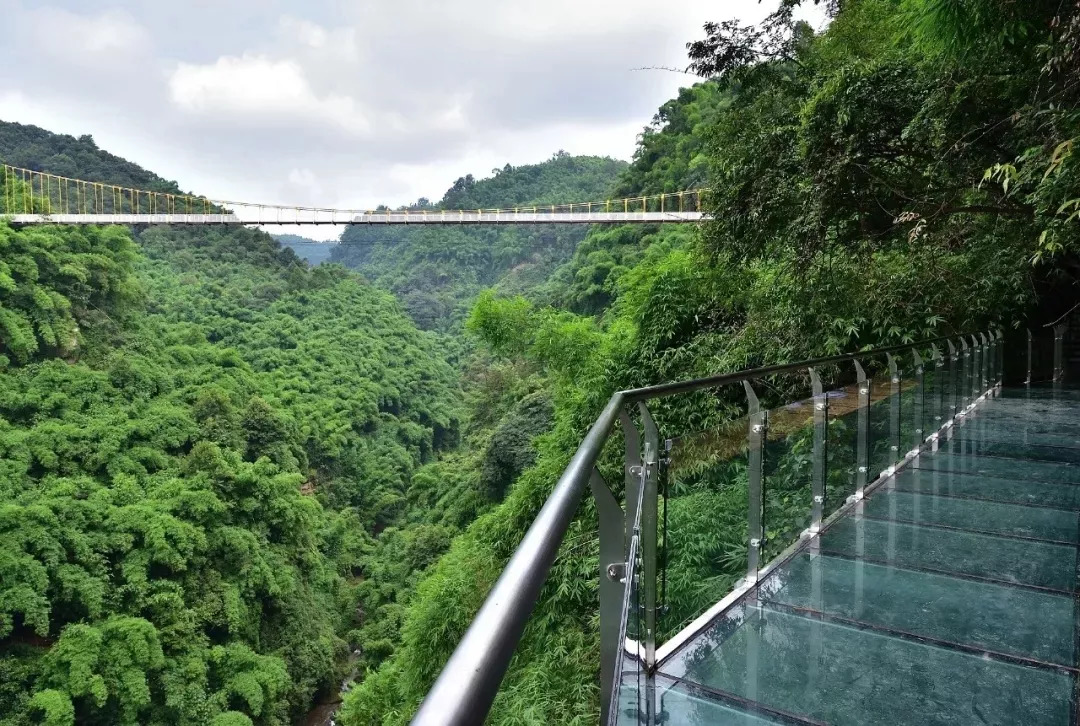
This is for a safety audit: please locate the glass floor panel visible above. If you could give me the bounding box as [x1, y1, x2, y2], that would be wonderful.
[939, 438, 1080, 464]
[860, 488, 1080, 543]
[968, 402, 1080, 413]
[614, 672, 642, 726]
[646, 389, 1080, 725]
[999, 388, 1080, 401]
[890, 467, 1080, 509]
[652, 677, 791, 726]
[817, 515, 1076, 592]
[953, 425, 1080, 448]
[913, 450, 1080, 484]
[661, 606, 1073, 726]
[763, 552, 1075, 666]
[959, 420, 1080, 439]
[616, 674, 793, 726]
[962, 407, 1080, 427]
[963, 410, 1080, 426]
[962, 412, 1080, 434]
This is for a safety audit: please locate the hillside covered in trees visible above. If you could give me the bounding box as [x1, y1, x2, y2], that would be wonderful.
[329, 153, 627, 331]
[0, 125, 550, 724]
[2, 0, 1080, 724]
[0, 123, 187, 195]
[338, 0, 1080, 723]
[271, 235, 335, 266]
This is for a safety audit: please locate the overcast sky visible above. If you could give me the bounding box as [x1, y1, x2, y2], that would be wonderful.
[0, 0, 822, 239]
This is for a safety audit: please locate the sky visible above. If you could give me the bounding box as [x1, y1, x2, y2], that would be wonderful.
[0, 0, 824, 239]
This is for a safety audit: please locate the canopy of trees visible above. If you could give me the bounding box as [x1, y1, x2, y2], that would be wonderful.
[0, 122, 186, 195]
[0, 117, 565, 725]
[0, 146, 481, 723]
[339, 1, 1080, 723]
[4, 2, 1079, 723]
[330, 154, 626, 331]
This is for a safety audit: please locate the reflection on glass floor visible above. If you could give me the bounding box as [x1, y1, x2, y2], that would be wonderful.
[619, 387, 1080, 725]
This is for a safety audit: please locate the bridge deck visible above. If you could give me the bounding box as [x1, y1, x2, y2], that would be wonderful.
[5, 211, 705, 226]
[623, 387, 1080, 725]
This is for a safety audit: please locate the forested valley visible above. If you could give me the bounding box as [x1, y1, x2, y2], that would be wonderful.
[329, 152, 627, 332]
[270, 235, 335, 267]
[2, 0, 1080, 724]
[0, 123, 627, 725]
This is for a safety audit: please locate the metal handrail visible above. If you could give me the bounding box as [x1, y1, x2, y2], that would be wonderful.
[411, 331, 979, 726]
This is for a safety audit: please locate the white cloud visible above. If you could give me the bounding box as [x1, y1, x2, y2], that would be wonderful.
[431, 96, 470, 132]
[288, 168, 318, 188]
[283, 167, 324, 204]
[25, 7, 151, 59]
[0, 0, 828, 240]
[281, 16, 330, 49]
[277, 15, 360, 62]
[168, 54, 371, 136]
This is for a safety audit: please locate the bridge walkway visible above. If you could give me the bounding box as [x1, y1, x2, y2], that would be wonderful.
[625, 387, 1080, 725]
[4, 211, 704, 226]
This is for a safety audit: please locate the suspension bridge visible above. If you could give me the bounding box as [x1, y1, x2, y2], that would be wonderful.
[1, 163, 707, 226]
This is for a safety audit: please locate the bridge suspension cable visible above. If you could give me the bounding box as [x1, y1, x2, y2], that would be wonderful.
[0, 162, 710, 226]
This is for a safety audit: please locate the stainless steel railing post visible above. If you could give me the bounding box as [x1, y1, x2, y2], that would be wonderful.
[912, 349, 925, 450]
[744, 381, 767, 583]
[886, 353, 901, 467]
[854, 360, 871, 500]
[809, 367, 828, 533]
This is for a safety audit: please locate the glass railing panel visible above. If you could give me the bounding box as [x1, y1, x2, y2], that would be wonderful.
[761, 396, 814, 564]
[1019, 330, 1054, 384]
[1029, 332, 1056, 384]
[824, 383, 859, 518]
[900, 354, 924, 453]
[922, 358, 948, 434]
[660, 599, 1074, 726]
[867, 369, 896, 478]
[658, 414, 750, 643]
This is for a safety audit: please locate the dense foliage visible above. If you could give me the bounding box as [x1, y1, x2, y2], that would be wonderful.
[340, 1, 1080, 723]
[0, 115, 575, 724]
[0, 140, 495, 723]
[0, 122, 185, 194]
[329, 153, 626, 331]
[5, 2, 1080, 723]
[0, 222, 139, 366]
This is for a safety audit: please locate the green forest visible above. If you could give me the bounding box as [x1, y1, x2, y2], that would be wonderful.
[338, 0, 1080, 723]
[271, 236, 335, 266]
[330, 153, 627, 332]
[1, 0, 1079, 724]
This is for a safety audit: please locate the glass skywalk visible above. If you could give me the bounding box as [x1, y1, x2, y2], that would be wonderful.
[416, 329, 1080, 726]
[627, 388, 1080, 725]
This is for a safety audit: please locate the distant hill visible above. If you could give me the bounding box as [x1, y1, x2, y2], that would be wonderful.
[0, 119, 186, 193]
[272, 233, 322, 246]
[272, 233, 336, 265]
[330, 152, 627, 330]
